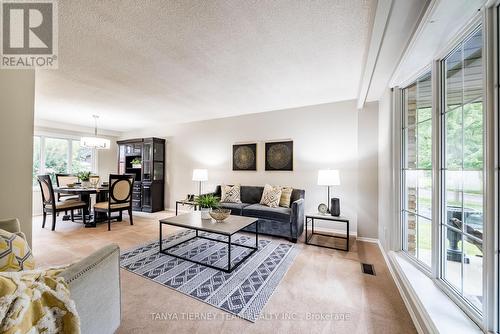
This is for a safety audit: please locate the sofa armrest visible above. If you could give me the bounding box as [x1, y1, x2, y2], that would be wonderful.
[0, 218, 21, 234]
[291, 198, 305, 239]
[59, 244, 121, 334]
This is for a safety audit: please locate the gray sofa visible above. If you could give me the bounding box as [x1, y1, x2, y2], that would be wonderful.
[0, 218, 121, 334]
[211, 185, 305, 242]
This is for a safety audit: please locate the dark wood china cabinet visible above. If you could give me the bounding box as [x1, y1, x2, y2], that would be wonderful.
[117, 137, 165, 212]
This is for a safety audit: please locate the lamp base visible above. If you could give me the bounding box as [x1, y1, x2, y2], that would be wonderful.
[330, 198, 340, 216]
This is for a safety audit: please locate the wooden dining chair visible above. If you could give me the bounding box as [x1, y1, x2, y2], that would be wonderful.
[55, 173, 80, 216]
[37, 174, 88, 231]
[55, 174, 80, 202]
[93, 174, 135, 231]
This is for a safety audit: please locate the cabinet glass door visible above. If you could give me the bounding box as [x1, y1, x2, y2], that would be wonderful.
[119, 163, 125, 174]
[154, 143, 164, 161]
[153, 163, 164, 181]
[119, 145, 125, 162]
[143, 143, 152, 161]
[142, 184, 151, 208]
[143, 142, 152, 181]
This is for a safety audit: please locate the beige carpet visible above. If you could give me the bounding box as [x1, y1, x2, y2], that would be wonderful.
[32, 211, 416, 334]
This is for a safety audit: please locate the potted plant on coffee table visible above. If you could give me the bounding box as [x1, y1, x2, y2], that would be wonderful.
[195, 194, 219, 219]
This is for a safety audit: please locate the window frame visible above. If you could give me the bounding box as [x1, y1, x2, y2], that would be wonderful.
[438, 23, 486, 321]
[400, 68, 434, 272]
[33, 132, 97, 188]
[396, 11, 497, 330]
[492, 2, 500, 332]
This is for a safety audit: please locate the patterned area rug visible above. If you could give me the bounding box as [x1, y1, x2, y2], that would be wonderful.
[120, 230, 298, 322]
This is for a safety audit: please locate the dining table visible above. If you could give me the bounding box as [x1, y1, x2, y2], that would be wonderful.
[54, 185, 109, 227]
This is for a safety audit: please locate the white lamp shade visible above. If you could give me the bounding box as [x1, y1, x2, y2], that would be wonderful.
[317, 169, 340, 186]
[192, 169, 208, 181]
[80, 136, 111, 150]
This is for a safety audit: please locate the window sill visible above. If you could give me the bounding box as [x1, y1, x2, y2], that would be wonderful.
[387, 251, 482, 334]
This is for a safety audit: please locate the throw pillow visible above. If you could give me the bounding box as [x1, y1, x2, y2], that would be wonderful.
[260, 184, 282, 208]
[0, 229, 35, 272]
[279, 187, 294, 208]
[221, 184, 242, 203]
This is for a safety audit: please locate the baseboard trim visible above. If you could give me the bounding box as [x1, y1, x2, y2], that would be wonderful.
[356, 236, 379, 243]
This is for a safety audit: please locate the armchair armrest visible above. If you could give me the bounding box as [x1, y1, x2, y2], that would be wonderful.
[291, 198, 305, 240]
[0, 218, 21, 234]
[59, 244, 121, 334]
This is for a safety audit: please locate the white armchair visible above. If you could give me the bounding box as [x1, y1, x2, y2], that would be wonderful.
[0, 218, 121, 334]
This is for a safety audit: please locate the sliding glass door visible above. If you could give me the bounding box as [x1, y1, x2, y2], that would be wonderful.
[441, 26, 484, 312]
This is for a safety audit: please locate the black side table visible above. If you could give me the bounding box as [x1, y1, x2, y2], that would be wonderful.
[175, 200, 199, 215]
[305, 213, 350, 251]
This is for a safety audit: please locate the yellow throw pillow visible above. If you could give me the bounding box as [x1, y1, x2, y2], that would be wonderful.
[0, 229, 35, 271]
[260, 184, 282, 208]
[279, 187, 294, 208]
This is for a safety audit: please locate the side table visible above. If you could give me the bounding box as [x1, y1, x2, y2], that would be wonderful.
[305, 213, 350, 251]
[175, 200, 199, 215]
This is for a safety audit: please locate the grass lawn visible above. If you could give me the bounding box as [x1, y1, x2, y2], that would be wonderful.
[418, 222, 482, 256]
[418, 196, 483, 211]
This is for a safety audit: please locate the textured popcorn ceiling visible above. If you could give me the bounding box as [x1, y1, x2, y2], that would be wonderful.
[35, 0, 375, 132]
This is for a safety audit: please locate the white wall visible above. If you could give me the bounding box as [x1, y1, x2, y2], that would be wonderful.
[378, 88, 394, 251]
[0, 71, 35, 245]
[123, 100, 380, 238]
[97, 142, 118, 182]
[358, 102, 379, 239]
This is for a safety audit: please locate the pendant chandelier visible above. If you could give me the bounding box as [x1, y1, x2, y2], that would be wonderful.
[80, 115, 110, 149]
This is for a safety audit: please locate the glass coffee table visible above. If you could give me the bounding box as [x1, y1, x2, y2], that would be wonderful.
[159, 212, 259, 273]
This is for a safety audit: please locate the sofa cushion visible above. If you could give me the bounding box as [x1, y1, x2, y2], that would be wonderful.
[240, 186, 264, 204]
[243, 204, 291, 223]
[218, 202, 250, 215]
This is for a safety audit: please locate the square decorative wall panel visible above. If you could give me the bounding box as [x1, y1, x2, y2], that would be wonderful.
[265, 141, 293, 171]
[233, 143, 257, 171]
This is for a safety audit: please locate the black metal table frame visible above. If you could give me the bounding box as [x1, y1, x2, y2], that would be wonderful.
[305, 216, 349, 251]
[175, 201, 199, 215]
[54, 188, 110, 227]
[159, 221, 259, 273]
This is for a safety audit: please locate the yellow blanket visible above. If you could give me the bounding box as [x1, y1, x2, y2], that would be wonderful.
[0, 268, 80, 334]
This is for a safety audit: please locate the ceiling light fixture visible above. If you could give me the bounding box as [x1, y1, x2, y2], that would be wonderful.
[81, 115, 110, 150]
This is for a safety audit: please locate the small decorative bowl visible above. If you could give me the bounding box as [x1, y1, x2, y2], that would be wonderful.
[67, 183, 75, 188]
[209, 209, 231, 223]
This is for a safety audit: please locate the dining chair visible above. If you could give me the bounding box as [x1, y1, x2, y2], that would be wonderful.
[37, 174, 88, 231]
[93, 174, 135, 231]
[55, 174, 80, 202]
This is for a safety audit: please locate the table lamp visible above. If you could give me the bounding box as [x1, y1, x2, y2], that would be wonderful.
[317, 169, 340, 214]
[192, 169, 208, 195]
